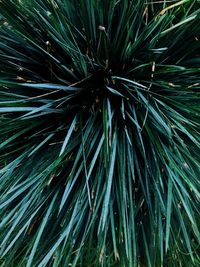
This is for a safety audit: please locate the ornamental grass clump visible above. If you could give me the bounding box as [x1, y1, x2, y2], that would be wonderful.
[0, 1, 200, 266]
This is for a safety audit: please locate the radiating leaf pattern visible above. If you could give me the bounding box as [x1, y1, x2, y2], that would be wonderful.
[0, 0, 200, 266]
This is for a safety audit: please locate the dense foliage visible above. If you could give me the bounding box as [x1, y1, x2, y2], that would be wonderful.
[0, 0, 200, 266]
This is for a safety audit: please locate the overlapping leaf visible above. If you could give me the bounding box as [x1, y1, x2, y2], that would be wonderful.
[0, 1, 200, 266]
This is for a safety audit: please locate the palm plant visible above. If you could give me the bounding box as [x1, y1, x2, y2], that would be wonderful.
[0, 0, 200, 266]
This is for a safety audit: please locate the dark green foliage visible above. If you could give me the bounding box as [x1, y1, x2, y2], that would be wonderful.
[0, 0, 200, 266]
